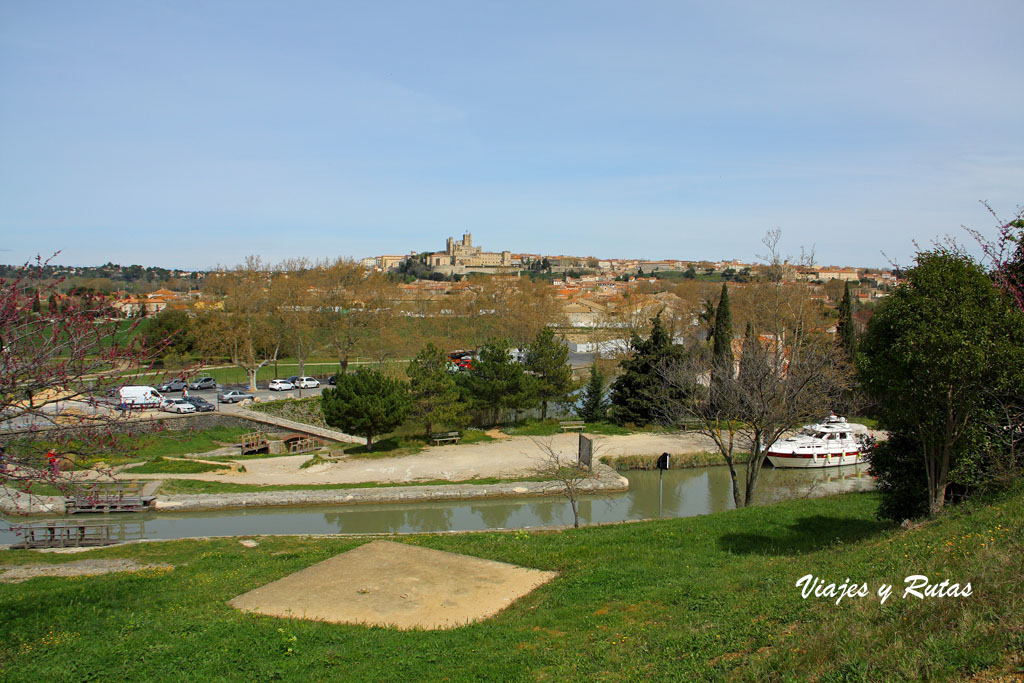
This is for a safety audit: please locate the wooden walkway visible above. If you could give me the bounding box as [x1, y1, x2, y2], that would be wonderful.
[9, 520, 145, 549]
[65, 482, 155, 514]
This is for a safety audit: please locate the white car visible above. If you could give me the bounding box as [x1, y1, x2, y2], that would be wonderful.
[161, 398, 196, 414]
[294, 376, 320, 389]
[268, 379, 295, 391]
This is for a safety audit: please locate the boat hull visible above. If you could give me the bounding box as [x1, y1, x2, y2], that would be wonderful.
[767, 451, 867, 469]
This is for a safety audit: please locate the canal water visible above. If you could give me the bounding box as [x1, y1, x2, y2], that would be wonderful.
[0, 465, 874, 544]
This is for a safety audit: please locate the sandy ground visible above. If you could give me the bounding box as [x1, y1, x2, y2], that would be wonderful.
[113, 432, 720, 487]
[0, 559, 174, 583]
[228, 540, 557, 630]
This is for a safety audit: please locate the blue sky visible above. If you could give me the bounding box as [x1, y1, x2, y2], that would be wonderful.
[1, 1, 1022, 270]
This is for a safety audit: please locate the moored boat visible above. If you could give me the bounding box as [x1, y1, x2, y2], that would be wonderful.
[766, 414, 874, 469]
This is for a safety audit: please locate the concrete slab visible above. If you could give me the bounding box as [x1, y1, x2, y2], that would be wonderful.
[228, 540, 557, 630]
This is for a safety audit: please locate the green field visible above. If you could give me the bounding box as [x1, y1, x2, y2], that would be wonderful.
[1, 487, 1020, 680]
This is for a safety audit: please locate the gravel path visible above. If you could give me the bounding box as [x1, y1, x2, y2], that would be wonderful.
[0, 559, 174, 583]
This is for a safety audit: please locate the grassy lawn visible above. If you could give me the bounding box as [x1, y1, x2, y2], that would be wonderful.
[1, 487, 1020, 680]
[132, 426, 252, 460]
[128, 457, 233, 475]
[501, 419, 636, 437]
[155, 474, 560, 495]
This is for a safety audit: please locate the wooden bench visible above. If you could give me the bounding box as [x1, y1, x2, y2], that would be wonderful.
[239, 432, 269, 455]
[65, 482, 154, 514]
[287, 436, 320, 454]
[560, 420, 586, 432]
[679, 418, 703, 432]
[430, 431, 461, 445]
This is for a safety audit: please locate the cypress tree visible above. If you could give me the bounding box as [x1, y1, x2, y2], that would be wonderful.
[837, 281, 857, 358]
[710, 283, 735, 409]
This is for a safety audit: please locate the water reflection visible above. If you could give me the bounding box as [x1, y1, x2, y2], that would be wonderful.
[0, 464, 874, 544]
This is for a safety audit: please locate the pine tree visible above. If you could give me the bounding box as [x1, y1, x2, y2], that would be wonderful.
[457, 338, 533, 426]
[525, 327, 574, 419]
[578, 363, 608, 422]
[609, 313, 687, 425]
[406, 343, 466, 437]
[321, 367, 409, 451]
[837, 281, 857, 359]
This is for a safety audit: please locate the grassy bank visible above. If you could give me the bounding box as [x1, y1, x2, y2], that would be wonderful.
[604, 452, 753, 470]
[1, 488, 1021, 680]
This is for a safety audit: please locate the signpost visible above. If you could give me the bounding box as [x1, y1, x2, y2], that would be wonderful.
[578, 434, 593, 470]
[656, 452, 671, 518]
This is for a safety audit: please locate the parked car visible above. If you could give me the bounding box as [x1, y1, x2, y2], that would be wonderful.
[161, 398, 196, 414]
[188, 377, 217, 391]
[294, 376, 320, 389]
[119, 386, 163, 409]
[268, 379, 295, 391]
[157, 378, 188, 392]
[183, 396, 215, 412]
[285, 376, 300, 386]
[218, 390, 255, 404]
[327, 374, 336, 385]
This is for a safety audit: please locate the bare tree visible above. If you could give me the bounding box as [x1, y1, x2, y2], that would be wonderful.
[1, 258, 161, 517]
[199, 256, 282, 390]
[657, 232, 852, 508]
[529, 437, 595, 528]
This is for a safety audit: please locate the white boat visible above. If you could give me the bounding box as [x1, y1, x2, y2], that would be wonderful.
[766, 414, 874, 469]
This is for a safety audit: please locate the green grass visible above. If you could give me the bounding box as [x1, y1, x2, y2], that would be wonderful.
[501, 419, 639, 436]
[128, 457, 232, 474]
[155, 474, 560, 495]
[1, 487, 1021, 680]
[133, 426, 253, 460]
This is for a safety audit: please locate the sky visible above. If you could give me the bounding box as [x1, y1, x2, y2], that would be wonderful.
[1, 1, 1022, 270]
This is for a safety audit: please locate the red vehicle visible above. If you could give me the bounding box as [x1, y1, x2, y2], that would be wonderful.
[447, 350, 475, 371]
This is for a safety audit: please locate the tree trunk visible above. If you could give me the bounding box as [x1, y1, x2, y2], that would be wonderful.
[541, 400, 548, 420]
[247, 369, 258, 392]
[366, 435, 373, 452]
[724, 456, 744, 508]
[570, 497, 579, 528]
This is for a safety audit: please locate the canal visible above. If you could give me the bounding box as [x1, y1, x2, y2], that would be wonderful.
[1, 465, 874, 544]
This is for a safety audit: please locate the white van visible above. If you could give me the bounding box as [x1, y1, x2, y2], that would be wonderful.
[118, 385, 164, 409]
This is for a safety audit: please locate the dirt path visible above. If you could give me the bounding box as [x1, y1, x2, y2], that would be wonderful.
[112, 431, 720, 487]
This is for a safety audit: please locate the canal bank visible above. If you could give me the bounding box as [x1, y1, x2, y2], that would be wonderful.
[0, 465, 875, 545]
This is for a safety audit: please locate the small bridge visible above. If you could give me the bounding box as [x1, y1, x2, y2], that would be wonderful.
[232, 408, 361, 444]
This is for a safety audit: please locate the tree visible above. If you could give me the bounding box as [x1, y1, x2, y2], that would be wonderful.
[524, 327, 574, 420]
[321, 367, 410, 451]
[710, 282, 734, 409]
[658, 231, 850, 508]
[197, 256, 282, 391]
[0, 259, 160, 520]
[406, 343, 466, 437]
[966, 203, 1024, 313]
[609, 314, 686, 426]
[144, 309, 195, 357]
[529, 437, 594, 528]
[577, 363, 608, 422]
[858, 248, 1024, 517]
[457, 338, 533, 426]
[836, 281, 856, 359]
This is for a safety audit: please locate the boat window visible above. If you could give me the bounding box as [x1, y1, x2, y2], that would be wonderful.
[801, 428, 816, 436]
[815, 432, 826, 439]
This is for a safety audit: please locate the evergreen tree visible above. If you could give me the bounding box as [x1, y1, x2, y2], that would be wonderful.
[609, 314, 687, 425]
[577, 363, 608, 422]
[525, 327, 574, 419]
[321, 367, 410, 451]
[31, 291, 40, 314]
[837, 281, 857, 359]
[406, 343, 466, 437]
[47, 293, 57, 314]
[710, 283, 734, 408]
[457, 338, 533, 425]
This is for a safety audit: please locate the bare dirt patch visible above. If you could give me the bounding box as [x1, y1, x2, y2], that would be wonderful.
[228, 539, 557, 630]
[0, 559, 173, 583]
